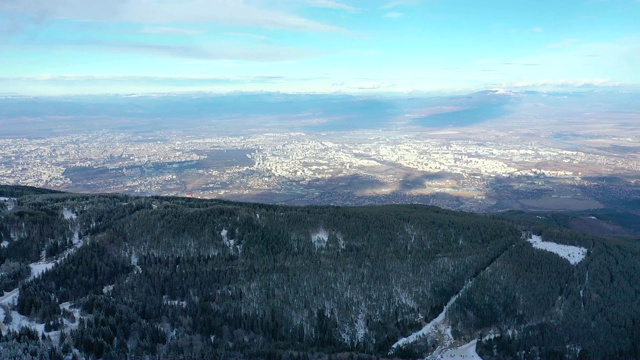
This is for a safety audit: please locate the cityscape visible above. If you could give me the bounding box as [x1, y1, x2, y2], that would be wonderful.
[2, 93, 639, 212]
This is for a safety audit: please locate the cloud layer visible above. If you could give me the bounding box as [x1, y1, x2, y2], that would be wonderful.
[0, 0, 343, 32]
[1, 0, 638, 95]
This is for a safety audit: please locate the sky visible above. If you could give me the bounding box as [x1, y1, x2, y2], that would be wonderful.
[0, 0, 639, 95]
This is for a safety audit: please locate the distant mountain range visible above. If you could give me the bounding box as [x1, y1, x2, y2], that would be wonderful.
[2, 90, 638, 137]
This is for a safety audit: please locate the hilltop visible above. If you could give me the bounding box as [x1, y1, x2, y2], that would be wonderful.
[0, 186, 639, 359]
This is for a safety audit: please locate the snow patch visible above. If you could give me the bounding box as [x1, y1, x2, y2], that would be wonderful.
[29, 261, 56, 280]
[3, 309, 46, 336]
[220, 228, 242, 255]
[62, 208, 77, 220]
[0, 197, 16, 211]
[394, 286, 417, 309]
[63, 207, 82, 247]
[336, 233, 345, 250]
[482, 329, 500, 341]
[131, 253, 142, 273]
[131, 253, 139, 266]
[311, 229, 329, 249]
[355, 312, 367, 343]
[221, 228, 235, 248]
[72, 228, 81, 246]
[340, 311, 368, 346]
[489, 88, 515, 96]
[163, 298, 187, 308]
[220, 229, 236, 249]
[0, 291, 53, 337]
[427, 340, 483, 360]
[405, 224, 417, 244]
[526, 235, 587, 265]
[0, 289, 19, 306]
[1, 301, 82, 337]
[1, 241, 8, 248]
[60, 302, 81, 331]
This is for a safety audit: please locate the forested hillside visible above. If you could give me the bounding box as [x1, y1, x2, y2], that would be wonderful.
[0, 186, 638, 359]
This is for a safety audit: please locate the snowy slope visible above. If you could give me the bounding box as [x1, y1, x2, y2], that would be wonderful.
[527, 235, 587, 265]
[391, 282, 472, 352]
[427, 340, 483, 360]
[1, 207, 87, 336]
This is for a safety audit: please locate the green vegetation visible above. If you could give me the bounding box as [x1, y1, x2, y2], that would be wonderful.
[0, 185, 64, 198]
[0, 187, 638, 359]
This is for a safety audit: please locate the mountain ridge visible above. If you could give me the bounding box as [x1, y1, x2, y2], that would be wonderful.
[0, 186, 638, 359]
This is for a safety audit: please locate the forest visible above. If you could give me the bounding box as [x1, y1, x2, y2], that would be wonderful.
[0, 185, 639, 359]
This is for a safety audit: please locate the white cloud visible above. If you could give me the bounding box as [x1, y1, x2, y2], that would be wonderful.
[141, 26, 205, 35]
[351, 81, 395, 90]
[52, 40, 323, 62]
[501, 36, 640, 84]
[381, 0, 421, 9]
[307, 0, 359, 12]
[0, 0, 344, 32]
[225, 32, 270, 40]
[0, 74, 303, 95]
[547, 39, 579, 49]
[531, 27, 543, 33]
[500, 78, 623, 88]
[5, 74, 288, 83]
[384, 12, 404, 18]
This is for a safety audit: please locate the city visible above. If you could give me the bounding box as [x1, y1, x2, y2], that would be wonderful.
[2, 115, 639, 212]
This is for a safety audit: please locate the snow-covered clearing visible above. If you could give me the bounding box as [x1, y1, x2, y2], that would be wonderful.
[0, 299, 81, 339]
[0, 290, 48, 337]
[427, 340, 483, 360]
[526, 235, 587, 265]
[1, 307, 46, 336]
[29, 261, 56, 280]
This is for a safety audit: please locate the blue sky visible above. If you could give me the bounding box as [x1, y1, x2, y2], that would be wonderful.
[1, 0, 639, 95]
